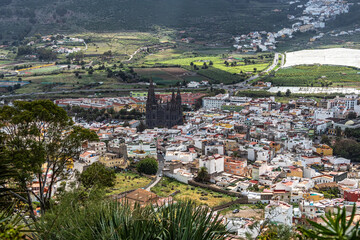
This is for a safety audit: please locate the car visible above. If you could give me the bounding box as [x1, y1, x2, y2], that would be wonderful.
[232, 209, 239, 214]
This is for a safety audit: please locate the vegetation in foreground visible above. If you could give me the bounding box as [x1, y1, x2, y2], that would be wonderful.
[36, 191, 228, 240]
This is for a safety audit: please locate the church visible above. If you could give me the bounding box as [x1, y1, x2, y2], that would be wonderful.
[146, 80, 183, 129]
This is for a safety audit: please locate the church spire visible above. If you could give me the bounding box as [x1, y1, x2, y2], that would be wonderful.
[176, 87, 181, 105]
[147, 79, 156, 105]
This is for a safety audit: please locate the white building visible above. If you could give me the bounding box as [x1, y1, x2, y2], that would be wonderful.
[265, 201, 293, 226]
[199, 154, 224, 174]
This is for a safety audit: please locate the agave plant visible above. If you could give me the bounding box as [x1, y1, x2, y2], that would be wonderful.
[300, 205, 360, 240]
[0, 206, 26, 240]
[35, 193, 228, 240]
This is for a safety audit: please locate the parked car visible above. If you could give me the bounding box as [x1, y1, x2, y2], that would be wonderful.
[232, 209, 239, 214]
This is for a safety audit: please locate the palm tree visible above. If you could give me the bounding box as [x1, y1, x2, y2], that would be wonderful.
[299, 205, 360, 240]
[196, 167, 209, 183]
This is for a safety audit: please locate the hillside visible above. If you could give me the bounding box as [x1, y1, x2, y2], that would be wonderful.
[0, 0, 291, 41]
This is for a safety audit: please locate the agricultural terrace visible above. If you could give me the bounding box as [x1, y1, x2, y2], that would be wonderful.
[10, 71, 139, 95]
[107, 172, 152, 195]
[134, 67, 209, 85]
[140, 54, 272, 84]
[284, 48, 360, 68]
[151, 177, 236, 208]
[73, 32, 160, 60]
[144, 56, 271, 74]
[269, 65, 360, 87]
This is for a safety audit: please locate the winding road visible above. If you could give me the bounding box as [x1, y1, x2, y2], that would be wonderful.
[146, 153, 165, 191]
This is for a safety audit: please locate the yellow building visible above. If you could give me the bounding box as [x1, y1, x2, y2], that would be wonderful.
[303, 192, 324, 201]
[99, 153, 127, 168]
[315, 144, 333, 156]
[286, 167, 303, 178]
[270, 142, 281, 152]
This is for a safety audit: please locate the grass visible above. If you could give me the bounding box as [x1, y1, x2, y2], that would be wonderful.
[270, 65, 360, 87]
[151, 177, 236, 208]
[20, 65, 62, 74]
[10, 71, 128, 94]
[140, 53, 272, 84]
[144, 56, 270, 74]
[134, 67, 209, 85]
[73, 32, 159, 60]
[106, 172, 152, 195]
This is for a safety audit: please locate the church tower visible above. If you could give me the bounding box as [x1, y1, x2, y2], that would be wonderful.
[145, 82, 184, 129]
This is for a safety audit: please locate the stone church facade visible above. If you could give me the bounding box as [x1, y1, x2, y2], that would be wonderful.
[146, 81, 183, 128]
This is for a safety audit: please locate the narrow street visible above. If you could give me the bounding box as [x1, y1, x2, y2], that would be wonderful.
[146, 153, 165, 191]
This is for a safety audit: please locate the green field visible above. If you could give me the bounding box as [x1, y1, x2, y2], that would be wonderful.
[135, 67, 209, 85]
[11, 71, 130, 94]
[144, 56, 270, 74]
[107, 172, 152, 195]
[74, 32, 160, 60]
[140, 54, 271, 84]
[151, 177, 235, 208]
[269, 65, 360, 87]
[20, 65, 63, 74]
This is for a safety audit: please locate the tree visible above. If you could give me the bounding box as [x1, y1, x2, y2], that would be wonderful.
[196, 167, 209, 183]
[333, 139, 360, 162]
[0, 100, 99, 220]
[79, 162, 116, 189]
[37, 48, 57, 61]
[137, 157, 158, 175]
[347, 111, 357, 120]
[276, 91, 282, 97]
[253, 67, 257, 72]
[137, 121, 147, 133]
[299, 205, 359, 239]
[321, 135, 331, 146]
[285, 89, 291, 97]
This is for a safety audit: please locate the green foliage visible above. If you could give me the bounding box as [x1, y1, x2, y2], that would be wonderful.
[137, 157, 158, 175]
[0, 100, 99, 219]
[246, 221, 296, 240]
[79, 162, 116, 189]
[196, 167, 209, 183]
[319, 187, 340, 199]
[321, 135, 331, 146]
[36, 190, 228, 240]
[269, 65, 360, 87]
[136, 121, 147, 133]
[0, 0, 290, 41]
[299, 205, 360, 240]
[0, 204, 30, 240]
[333, 139, 360, 162]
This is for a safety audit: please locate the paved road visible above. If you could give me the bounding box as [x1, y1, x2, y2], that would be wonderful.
[146, 153, 165, 191]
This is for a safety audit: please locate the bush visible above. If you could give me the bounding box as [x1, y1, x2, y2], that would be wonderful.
[137, 157, 158, 175]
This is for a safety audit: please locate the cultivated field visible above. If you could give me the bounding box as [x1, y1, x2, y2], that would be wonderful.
[270, 65, 360, 87]
[145, 56, 270, 74]
[284, 48, 360, 68]
[135, 67, 209, 85]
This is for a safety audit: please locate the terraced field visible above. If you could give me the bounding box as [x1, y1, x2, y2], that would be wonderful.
[134, 67, 209, 85]
[269, 65, 360, 87]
